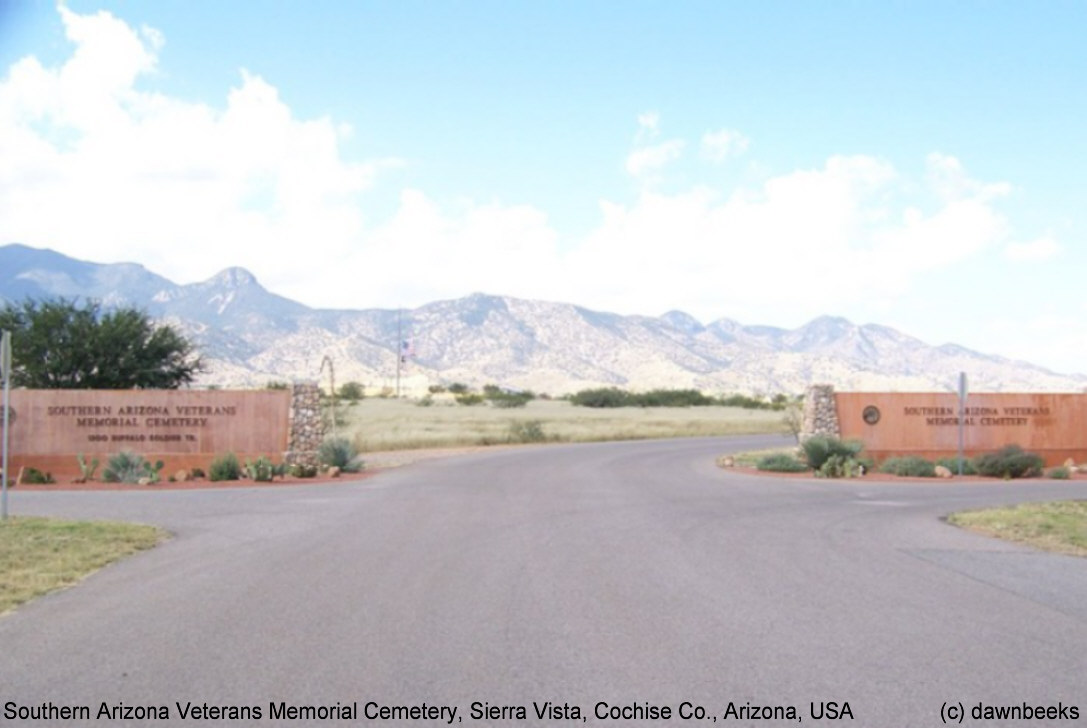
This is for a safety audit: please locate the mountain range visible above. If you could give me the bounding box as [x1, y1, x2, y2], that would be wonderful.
[1, 243, 1084, 395]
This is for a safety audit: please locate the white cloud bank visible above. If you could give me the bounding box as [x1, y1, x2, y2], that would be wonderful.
[0, 6, 1054, 339]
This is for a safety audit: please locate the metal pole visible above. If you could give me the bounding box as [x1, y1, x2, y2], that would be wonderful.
[396, 309, 402, 399]
[2, 330, 11, 520]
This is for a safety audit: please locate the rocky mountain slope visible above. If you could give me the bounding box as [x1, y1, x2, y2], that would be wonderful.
[2, 243, 1084, 395]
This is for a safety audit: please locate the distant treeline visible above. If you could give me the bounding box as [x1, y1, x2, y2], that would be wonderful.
[568, 387, 795, 410]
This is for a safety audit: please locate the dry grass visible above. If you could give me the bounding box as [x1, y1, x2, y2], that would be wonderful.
[948, 500, 1087, 557]
[336, 398, 788, 452]
[0, 517, 165, 615]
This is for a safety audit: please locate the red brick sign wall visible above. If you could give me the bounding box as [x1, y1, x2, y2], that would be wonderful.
[7, 389, 291, 478]
[836, 392, 1087, 466]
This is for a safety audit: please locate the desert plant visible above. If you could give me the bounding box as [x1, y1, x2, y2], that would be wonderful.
[456, 393, 484, 406]
[756, 453, 809, 473]
[507, 420, 548, 443]
[208, 453, 242, 482]
[318, 436, 362, 473]
[245, 456, 276, 482]
[416, 394, 435, 407]
[22, 467, 55, 485]
[817, 454, 865, 479]
[76, 453, 99, 482]
[801, 435, 864, 470]
[290, 462, 318, 478]
[973, 445, 1045, 479]
[338, 381, 365, 402]
[190, 467, 206, 479]
[879, 456, 937, 478]
[937, 457, 977, 475]
[1047, 466, 1071, 480]
[447, 382, 469, 394]
[103, 451, 163, 484]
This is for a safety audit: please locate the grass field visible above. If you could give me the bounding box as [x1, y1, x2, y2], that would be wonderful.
[0, 517, 165, 615]
[949, 501, 1087, 557]
[335, 397, 789, 452]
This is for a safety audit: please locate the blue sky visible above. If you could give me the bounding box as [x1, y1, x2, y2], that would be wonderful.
[1, 2, 1085, 376]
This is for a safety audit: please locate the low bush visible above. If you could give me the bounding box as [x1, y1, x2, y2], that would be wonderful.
[879, 456, 936, 478]
[1048, 466, 1071, 480]
[245, 456, 276, 482]
[570, 387, 631, 408]
[208, 453, 242, 482]
[936, 457, 977, 476]
[507, 420, 548, 443]
[973, 445, 1045, 479]
[456, 393, 484, 406]
[103, 451, 164, 484]
[22, 467, 55, 485]
[817, 454, 865, 479]
[801, 435, 864, 470]
[756, 453, 808, 473]
[290, 463, 318, 478]
[318, 437, 363, 473]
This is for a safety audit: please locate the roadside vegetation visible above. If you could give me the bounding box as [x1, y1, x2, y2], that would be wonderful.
[722, 437, 1079, 482]
[338, 396, 788, 452]
[948, 501, 1087, 557]
[0, 517, 165, 615]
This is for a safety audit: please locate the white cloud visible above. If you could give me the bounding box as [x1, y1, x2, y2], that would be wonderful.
[625, 139, 685, 179]
[700, 128, 749, 162]
[0, 7, 385, 298]
[0, 6, 1055, 342]
[1004, 236, 1061, 262]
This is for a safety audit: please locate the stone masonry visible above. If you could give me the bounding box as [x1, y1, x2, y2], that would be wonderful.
[286, 382, 325, 467]
[801, 384, 841, 441]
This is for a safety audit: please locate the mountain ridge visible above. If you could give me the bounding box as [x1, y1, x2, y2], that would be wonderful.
[1, 243, 1084, 395]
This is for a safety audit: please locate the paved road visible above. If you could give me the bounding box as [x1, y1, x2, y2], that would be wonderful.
[2, 435, 1086, 726]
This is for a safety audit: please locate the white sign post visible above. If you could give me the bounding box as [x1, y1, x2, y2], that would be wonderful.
[1, 330, 11, 520]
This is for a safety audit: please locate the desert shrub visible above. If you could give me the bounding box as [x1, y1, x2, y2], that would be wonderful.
[817, 454, 865, 479]
[265, 381, 289, 390]
[290, 463, 318, 478]
[318, 436, 362, 473]
[719, 393, 771, 409]
[507, 420, 548, 443]
[447, 382, 469, 394]
[936, 457, 977, 475]
[76, 453, 99, 482]
[428, 384, 447, 394]
[103, 451, 163, 484]
[338, 381, 364, 402]
[416, 394, 435, 407]
[801, 435, 864, 470]
[973, 445, 1045, 479]
[1048, 466, 1071, 480]
[208, 453, 242, 482]
[490, 391, 532, 408]
[879, 456, 936, 478]
[756, 453, 808, 473]
[190, 467, 206, 479]
[638, 389, 714, 407]
[456, 393, 484, 406]
[22, 467, 55, 485]
[245, 456, 276, 482]
[570, 387, 633, 408]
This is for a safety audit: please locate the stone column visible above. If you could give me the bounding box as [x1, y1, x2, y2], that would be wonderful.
[286, 382, 325, 467]
[801, 384, 841, 441]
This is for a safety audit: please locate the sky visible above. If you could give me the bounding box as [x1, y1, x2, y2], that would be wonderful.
[0, 1, 1085, 375]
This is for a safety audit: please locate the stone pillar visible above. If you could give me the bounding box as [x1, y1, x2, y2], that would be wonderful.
[801, 384, 841, 441]
[286, 382, 325, 467]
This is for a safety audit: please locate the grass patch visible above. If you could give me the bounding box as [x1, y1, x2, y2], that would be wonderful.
[948, 501, 1087, 557]
[0, 517, 165, 615]
[344, 398, 788, 452]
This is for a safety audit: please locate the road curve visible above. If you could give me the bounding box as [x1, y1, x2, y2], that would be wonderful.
[2, 435, 1086, 726]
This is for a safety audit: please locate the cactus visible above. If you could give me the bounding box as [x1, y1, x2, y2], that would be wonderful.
[76, 453, 100, 483]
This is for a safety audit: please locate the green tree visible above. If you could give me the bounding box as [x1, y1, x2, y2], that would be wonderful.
[338, 381, 365, 401]
[0, 299, 203, 389]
